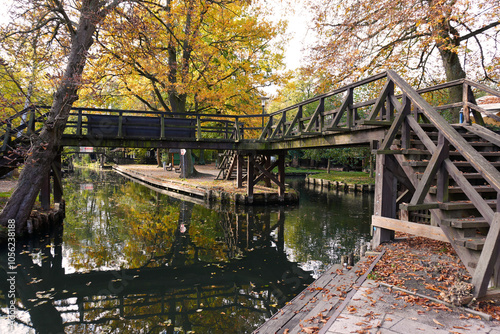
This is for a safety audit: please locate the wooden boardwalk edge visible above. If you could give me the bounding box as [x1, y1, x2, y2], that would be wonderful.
[254, 252, 385, 334]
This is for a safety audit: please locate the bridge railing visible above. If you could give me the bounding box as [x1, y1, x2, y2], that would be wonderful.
[0, 106, 268, 149]
[258, 70, 499, 142]
[62, 107, 266, 142]
[0, 105, 48, 152]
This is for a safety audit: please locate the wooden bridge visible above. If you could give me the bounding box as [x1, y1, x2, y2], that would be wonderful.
[1, 70, 500, 298]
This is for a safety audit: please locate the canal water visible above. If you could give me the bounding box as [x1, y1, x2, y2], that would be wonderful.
[1, 168, 373, 334]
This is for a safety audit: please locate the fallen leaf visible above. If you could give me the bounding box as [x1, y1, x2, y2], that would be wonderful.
[433, 319, 444, 327]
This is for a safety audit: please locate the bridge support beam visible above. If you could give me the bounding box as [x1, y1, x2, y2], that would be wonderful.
[372, 154, 397, 247]
[239, 152, 287, 203]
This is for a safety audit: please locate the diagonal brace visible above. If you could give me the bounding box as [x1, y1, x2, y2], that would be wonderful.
[410, 139, 449, 205]
[251, 160, 284, 189]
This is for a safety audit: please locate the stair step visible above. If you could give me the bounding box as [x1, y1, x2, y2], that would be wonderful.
[403, 160, 500, 167]
[416, 172, 485, 180]
[439, 199, 497, 210]
[454, 237, 485, 251]
[441, 217, 489, 229]
[429, 185, 497, 194]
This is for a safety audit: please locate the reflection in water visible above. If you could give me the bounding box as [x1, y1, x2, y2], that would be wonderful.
[0, 168, 372, 333]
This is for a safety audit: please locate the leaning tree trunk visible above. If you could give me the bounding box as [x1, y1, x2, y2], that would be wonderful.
[0, 1, 108, 234]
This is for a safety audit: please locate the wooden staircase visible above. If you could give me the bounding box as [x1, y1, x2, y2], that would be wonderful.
[216, 150, 243, 180]
[371, 70, 500, 298]
[0, 106, 46, 177]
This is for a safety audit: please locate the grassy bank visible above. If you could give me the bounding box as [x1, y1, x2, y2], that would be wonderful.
[310, 171, 374, 185]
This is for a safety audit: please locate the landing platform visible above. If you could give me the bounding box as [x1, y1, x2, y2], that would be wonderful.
[112, 164, 299, 206]
[253, 255, 380, 334]
[254, 244, 499, 334]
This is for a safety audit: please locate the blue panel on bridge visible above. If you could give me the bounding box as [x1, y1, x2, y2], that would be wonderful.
[86, 115, 195, 139]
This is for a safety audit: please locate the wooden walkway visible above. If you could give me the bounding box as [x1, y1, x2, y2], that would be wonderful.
[254, 253, 383, 334]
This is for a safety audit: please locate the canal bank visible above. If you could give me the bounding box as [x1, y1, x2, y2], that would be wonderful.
[113, 163, 299, 205]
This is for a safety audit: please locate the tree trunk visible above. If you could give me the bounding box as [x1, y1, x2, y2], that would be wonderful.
[434, 6, 466, 123]
[0, 1, 109, 233]
[156, 148, 161, 167]
[438, 46, 466, 122]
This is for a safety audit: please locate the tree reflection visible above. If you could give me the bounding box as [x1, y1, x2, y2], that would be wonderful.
[0, 169, 313, 334]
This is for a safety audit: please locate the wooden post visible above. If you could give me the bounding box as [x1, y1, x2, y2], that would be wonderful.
[462, 83, 470, 124]
[52, 152, 63, 204]
[40, 171, 51, 211]
[264, 155, 271, 187]
[346, 88, 354, 129]
[234, 117, 240, 142]
[236, 153, 244, 188]
[196, 115, 201, 140]
[118, 111, 123, 138]
[436, 133, 449, 204]
[76, 109, 82, 136]
[160, 114, 165, 139]
[247, 153, 254, 204]
[278, 152, 285, 200]
[372, 154, 396, 247]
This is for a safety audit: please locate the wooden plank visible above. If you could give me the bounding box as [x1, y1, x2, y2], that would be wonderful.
[359, 120, 392, 126]
[372, 215, 449, 242]
[253, 265, 343, 334]
[472, 213, 500, 297]
[317, 250, 386, 334]
[283, 270, 358, 333]
[438, 199, 497, 211]
[441, 218, 489, 229]
[400, 202, 440, 211]
[287, 263, 369, 334]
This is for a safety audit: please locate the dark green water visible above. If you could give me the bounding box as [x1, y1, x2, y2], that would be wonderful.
[0, 168, 373, 334]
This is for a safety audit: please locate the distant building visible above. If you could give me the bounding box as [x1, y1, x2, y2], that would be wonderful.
[476, 95, 500, 126]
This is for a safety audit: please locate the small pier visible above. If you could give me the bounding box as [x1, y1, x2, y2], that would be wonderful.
[112, 164, 299, 206]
